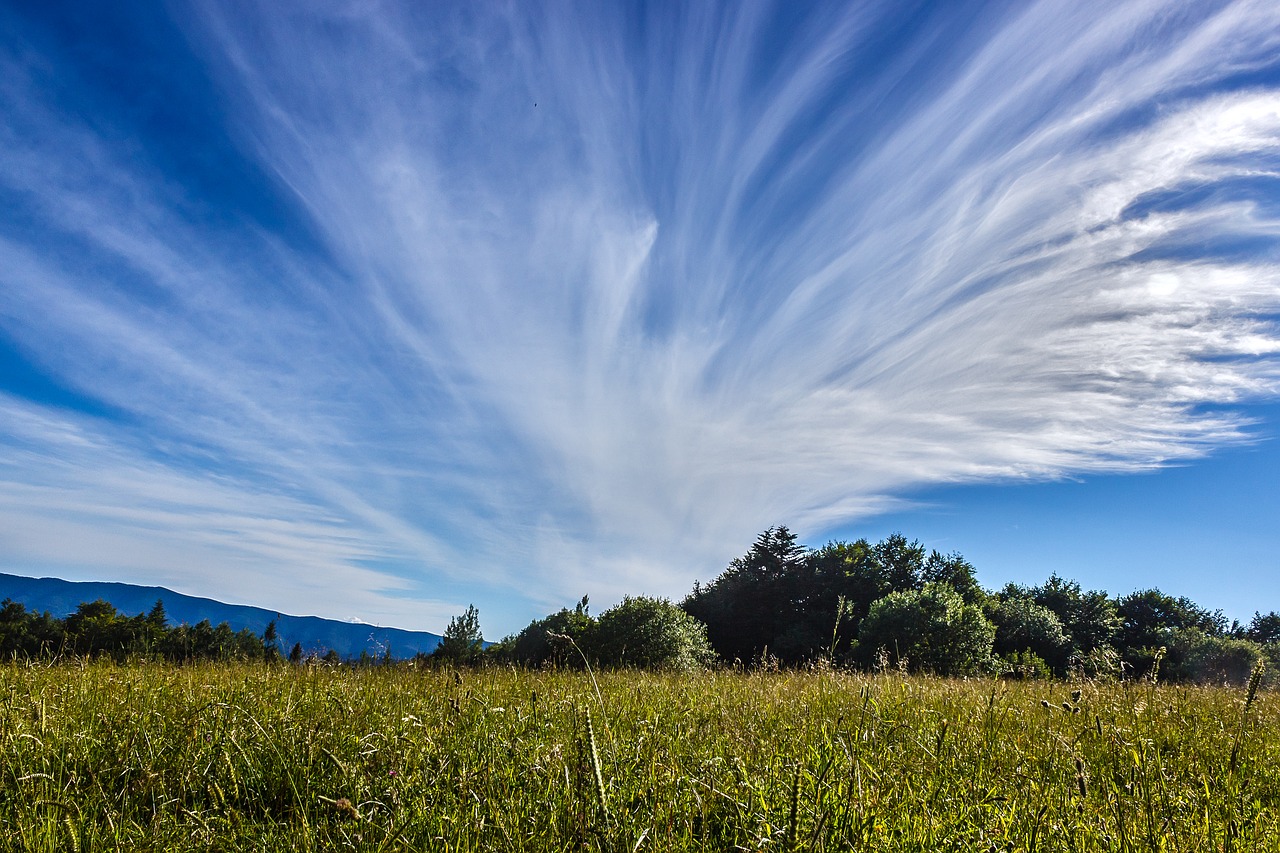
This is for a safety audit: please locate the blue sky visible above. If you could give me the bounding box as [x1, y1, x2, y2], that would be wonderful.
[1, 0, 1278, 636]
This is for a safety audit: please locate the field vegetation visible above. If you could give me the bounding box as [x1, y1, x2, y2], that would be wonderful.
[5, 526, 1279, 849]
[1, 661, 1276, 851]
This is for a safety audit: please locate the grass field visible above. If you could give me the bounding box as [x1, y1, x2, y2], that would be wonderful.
[0, 662, 1275, 851]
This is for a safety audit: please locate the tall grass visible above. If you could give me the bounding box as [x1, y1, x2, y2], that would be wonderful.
[1, 662, 1276, 850]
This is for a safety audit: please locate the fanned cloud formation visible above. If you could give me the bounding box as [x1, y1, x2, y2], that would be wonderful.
[1, 1, 1279, 630]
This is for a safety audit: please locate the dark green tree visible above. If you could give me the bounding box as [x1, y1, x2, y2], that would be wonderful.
[1117, 589, 1225, 651]
[0, 600, 40, 658]
[431, 604, 485, 665]
[922, 550, 985, 605]
[1022, 575, 1119, 657]
[1246, 611, 1280, 645]
[65, 600, 126, 658]
[990, 596, 1071, 674]
[261, 620, 280, 660]
[870, 533, 928, 594]
[1114, 588, 1227, 677]
[683, 526, 809, 663]
[505, 596, 596, 668]
[684, 530, 978, 666]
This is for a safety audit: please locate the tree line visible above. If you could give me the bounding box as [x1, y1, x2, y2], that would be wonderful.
[680, 527, 1277, 684]
[439, 527, 1278, 685]
[4, 527, 1277, 684]
[0, 598, 291, 663]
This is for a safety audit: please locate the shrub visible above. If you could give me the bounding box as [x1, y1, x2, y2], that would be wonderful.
[857, 583, 996, 676]
[593, 596, 714, 671]
[999, 650, 1052, 680]
[1165, 629, 1263, 686]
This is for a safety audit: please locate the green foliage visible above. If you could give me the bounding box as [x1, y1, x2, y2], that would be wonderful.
[0, 663, 1277, 850]
[502, 596, 596, 668]
[147, 598, 167, 629]
[991, 595, 1072, 674]
[1161, 629, 1264, 686]
[1117, 588, 1227, 654]
[0, 597, 270, 663]
[682, 526, 809, 663]
[868, 533, 927, 592]
[999, 649, 1053, 680]
[431, 604, 485, 666]
[1264, 643, 1280, 691]
[1, 526, 1264, 689]
[593, 596, 714, 671]
[1247, 611, 1280, 645]
[261, 619, 280, 661]
[921, 550, 986, 605]
[858, 583, 996, 676]
[683, 530, 984, 667]
[1017, 574, 1120, 656]
[0, 599, 64, 659]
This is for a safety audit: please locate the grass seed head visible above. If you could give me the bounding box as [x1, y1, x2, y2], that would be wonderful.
[1245, 661, 1264, 709]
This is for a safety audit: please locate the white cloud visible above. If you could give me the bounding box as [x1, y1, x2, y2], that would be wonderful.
[0, 0, 1278, 632]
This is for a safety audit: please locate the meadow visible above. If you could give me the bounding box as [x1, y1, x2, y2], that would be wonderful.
[0, 662, 1275, 851]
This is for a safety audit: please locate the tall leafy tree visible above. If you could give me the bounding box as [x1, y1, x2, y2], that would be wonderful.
[65, 600, 125, 658]
[922, 551, 985, 605]
[990, 596, 1071, 673]
[684, 529, 977, 666]
[505, 596, 596, 668]
[870, 533, 927, 594]
[1117, 589, 1226, 652]
[1024, 575, 1119, 656]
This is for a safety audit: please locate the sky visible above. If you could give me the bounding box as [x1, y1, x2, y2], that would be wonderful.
[1, 0, 1278, 637]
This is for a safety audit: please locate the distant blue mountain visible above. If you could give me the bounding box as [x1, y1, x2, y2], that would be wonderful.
[0, 572, 441, 659]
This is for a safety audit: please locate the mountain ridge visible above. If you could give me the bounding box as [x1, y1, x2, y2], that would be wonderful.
[0, 571, 441, 659]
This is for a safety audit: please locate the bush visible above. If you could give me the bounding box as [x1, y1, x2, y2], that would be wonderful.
[999, 650, 1052, 680]
[593, 596, 714, 671]
[1165, 629, 1262, 686]
[1263, 643, 1280, 691]
[857, 583, 996, 676]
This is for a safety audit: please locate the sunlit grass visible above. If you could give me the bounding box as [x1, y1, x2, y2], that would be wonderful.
[1, 662, 1276, 850]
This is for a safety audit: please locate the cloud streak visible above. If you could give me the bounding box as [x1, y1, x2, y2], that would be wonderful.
[1, 0, 1278, 631]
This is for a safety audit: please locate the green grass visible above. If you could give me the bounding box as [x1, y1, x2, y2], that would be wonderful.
[0, 662, 1276, 851]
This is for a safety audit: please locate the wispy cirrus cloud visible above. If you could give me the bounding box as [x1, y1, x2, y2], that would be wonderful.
[1, 0, 1278, 631]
